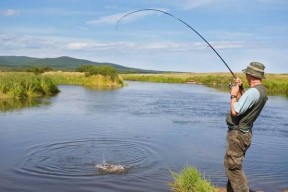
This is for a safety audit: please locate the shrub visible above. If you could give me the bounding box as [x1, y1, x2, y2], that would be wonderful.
[26, 66, 53, 74]
[76, 65, 118, 80]
[170, 166, 217, 192]
[75, 65, 95, 73]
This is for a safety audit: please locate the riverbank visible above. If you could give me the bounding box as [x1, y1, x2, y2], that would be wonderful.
[43, 71, 124, 88]
[0, 72, 59, 99]
[0, 72, 124, 99]
[122, 73, 288, 97]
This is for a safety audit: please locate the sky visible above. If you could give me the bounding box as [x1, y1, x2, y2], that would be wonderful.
[0, 0, 287, 73]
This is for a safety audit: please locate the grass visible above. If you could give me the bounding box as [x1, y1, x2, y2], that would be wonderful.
[122, 73, 288, 97]
[0, 72, 59, 99]
[0, 71, 124, 100]
[262, 74, 288, 96]
[170, 165, 217, 192]
[43, 71, 124, 88]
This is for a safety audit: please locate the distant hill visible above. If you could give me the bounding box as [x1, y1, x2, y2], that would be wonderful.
[0, 56, 160, 73]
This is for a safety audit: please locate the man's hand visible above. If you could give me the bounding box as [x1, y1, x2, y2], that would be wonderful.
[234, 78, 243, 87]
[230, 84, 239, 96]
[230, 78, 242, 116]
[231, 78, 243, 98]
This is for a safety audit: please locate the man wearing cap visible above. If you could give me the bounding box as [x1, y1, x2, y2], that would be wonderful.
[224, 62, 268, 192]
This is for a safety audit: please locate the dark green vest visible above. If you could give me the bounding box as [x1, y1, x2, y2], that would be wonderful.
[226, 84, 268, 131]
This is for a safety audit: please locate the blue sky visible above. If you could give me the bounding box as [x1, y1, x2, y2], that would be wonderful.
[0, 0, 287, 73]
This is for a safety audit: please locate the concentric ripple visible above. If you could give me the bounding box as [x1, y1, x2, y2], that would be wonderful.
[15, 138, 161, 178]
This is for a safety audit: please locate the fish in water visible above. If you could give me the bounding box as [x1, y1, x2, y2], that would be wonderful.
[96, 163, 126, 174]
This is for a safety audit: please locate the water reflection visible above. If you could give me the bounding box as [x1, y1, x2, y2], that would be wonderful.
[0, 97, 51, 112]
[0, 82, 287, 192]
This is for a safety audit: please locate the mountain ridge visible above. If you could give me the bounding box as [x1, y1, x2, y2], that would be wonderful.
[0, 55, 160, 73]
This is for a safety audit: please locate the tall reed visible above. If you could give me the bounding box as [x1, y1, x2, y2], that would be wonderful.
[0, 72, 59, 99]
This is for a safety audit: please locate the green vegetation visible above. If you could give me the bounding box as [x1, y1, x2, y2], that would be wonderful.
[43, 72, 86, 85]
[262, 74, 288, 96]
[170, 166, 217, 192]
[76, 65, 118, 80]
[0, 72, 59, 99]
[26, 66, 53, 74]
[43, 71, 124, 88]
[122, 73, 288, 96]
[122, 73, 233, 85]
[0, 69, 123, 111]
[0, 65, 124, 99]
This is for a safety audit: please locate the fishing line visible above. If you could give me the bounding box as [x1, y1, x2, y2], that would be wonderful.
[116, 8, 236, 79]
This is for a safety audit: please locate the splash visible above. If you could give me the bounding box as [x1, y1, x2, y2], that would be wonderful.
[95, 163, 126, 174]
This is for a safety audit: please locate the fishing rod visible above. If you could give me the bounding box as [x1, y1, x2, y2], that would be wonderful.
[116, 8, 237, 79]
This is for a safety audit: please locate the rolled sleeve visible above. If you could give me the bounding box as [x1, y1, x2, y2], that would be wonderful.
[233, 88, 260, 115]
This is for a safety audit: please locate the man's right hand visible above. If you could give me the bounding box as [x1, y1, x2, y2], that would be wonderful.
[234, 78, 243, 86]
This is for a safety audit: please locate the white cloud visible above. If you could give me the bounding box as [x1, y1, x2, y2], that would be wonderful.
[86, 9, 168, 26]
[0, 31, 247, 54]
[182, 0, 214, 9]
[67, 41, 123, 51]
[86, 12, 127, 25]
[209, 41, 245, 49]
[0, 9, 19, 16]
[67, 42, 88, 50]
[0, 31, 286, 73]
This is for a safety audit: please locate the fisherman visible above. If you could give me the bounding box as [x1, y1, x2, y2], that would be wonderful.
[224, 62, 268, 192]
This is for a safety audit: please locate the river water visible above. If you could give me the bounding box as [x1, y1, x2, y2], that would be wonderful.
[0, 81, 287, 192]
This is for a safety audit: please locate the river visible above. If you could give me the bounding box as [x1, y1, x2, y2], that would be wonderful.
[0, 81, 287, 192]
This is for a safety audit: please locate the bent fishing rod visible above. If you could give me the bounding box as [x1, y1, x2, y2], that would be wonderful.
[116, 8, 238, 81]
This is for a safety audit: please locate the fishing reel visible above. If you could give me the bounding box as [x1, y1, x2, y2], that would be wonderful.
[229, 82, 244, 96]
[228, 82, 234, 89]
[229, 82, 243, 89]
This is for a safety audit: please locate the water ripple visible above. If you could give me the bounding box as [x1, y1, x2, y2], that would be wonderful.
[15, 138, 162, 179]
